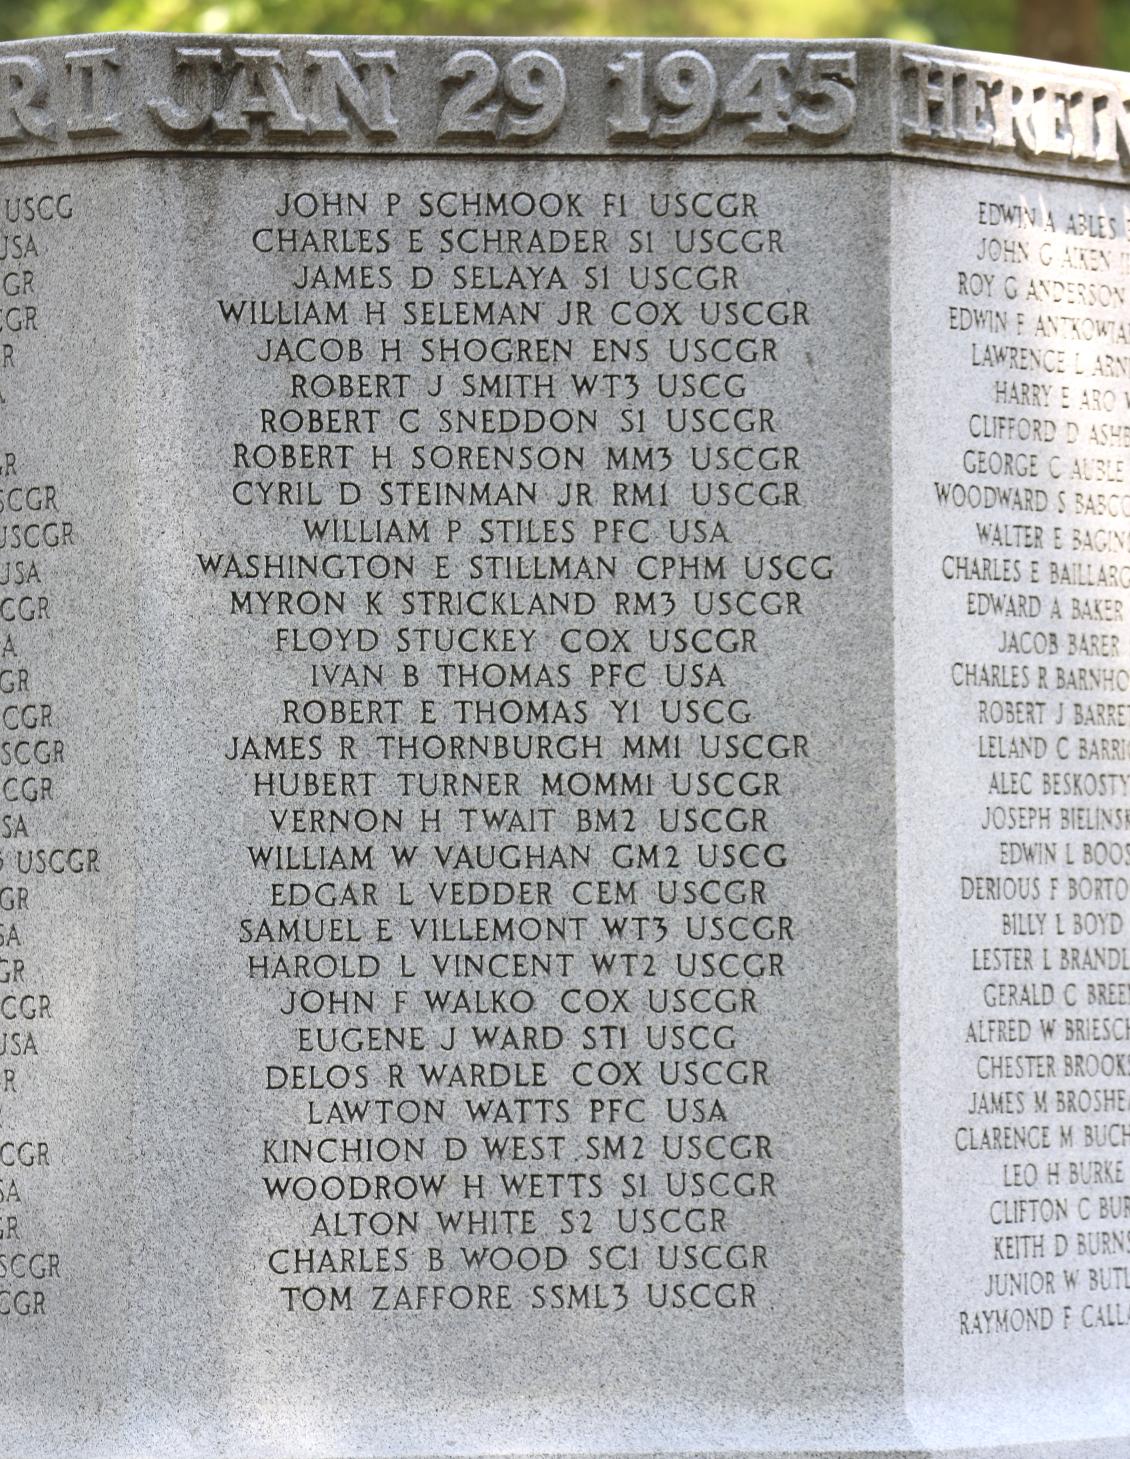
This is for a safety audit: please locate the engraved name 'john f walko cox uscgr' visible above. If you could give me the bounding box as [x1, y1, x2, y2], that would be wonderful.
[0, 28, 1129, 1459]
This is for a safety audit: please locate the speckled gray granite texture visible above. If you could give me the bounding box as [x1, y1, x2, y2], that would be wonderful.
[0, 30, 1128, 1459]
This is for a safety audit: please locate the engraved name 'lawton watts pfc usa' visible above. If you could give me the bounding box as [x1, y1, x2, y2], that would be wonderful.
[0, 25, 1128, 1459]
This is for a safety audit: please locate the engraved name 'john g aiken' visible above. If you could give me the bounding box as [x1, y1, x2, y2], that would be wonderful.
[902, 52, 1130, 168]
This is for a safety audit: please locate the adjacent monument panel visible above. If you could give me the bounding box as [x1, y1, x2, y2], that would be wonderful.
[0, 32, 1127, 1459]
[893, 160, 1130, 1446]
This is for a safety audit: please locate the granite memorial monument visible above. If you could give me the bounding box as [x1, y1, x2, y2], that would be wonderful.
[0, 30, 1128, 1459]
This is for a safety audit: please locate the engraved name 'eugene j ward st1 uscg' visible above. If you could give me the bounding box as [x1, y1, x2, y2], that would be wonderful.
[0, 28, 1129, 1459]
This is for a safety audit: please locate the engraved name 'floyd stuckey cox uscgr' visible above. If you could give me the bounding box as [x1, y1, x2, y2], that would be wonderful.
[0, 29, 1129, 1459]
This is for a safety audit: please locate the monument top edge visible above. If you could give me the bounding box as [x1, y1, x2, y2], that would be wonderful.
[0, 28, 1126, 181]
[5, 31, 1129, 78]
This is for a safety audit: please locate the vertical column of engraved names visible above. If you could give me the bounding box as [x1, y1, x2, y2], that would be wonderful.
[196, 159, 839, 1329]
[0, 153, 140, 1452]
[898, 167, 1130, 1357]
[0, 180, 81, 1328]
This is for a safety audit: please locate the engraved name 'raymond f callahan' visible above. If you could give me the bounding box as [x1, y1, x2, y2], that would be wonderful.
[0, 28, 1129, 1459]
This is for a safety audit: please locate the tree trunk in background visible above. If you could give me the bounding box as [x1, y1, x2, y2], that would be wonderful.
[1018, 0, 1101, 67]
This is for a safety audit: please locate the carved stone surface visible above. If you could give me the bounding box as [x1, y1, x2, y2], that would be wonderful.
[0, 31, 1128, 1459]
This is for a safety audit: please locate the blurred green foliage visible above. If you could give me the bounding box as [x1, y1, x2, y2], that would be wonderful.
[0, 0, 1126, 69]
